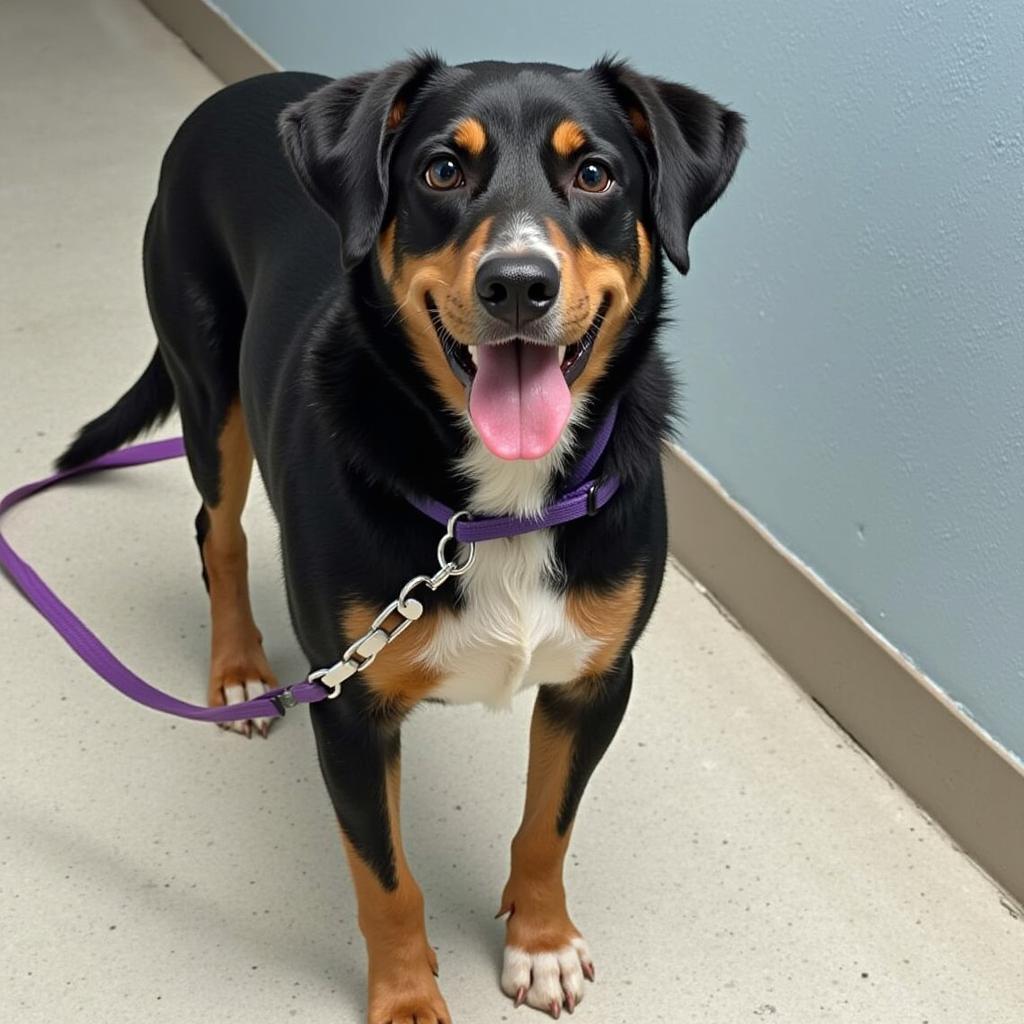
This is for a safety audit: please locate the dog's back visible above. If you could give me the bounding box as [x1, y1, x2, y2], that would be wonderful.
[54, 73, 332, 474]
[141, 72, 341, 493]
[149, 72, 333, 295]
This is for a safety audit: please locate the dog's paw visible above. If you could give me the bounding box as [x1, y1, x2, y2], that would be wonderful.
[208, 624, 278, 738]
[367, 959, 450, 1024]
[371, 1006, 449, 1024]
[501, 936, 593, 1017]
[212, 680, 273, 739]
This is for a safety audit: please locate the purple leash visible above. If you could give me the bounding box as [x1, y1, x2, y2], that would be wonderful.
[0, 438, 326, 722]
[0, 407, 619, 724]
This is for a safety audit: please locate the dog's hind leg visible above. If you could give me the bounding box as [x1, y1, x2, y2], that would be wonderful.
[189, 398, 277, 738]
[144, 201, 275, 737]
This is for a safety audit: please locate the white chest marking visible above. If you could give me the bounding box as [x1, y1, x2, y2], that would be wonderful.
[421, 530, 598, 708]
[417, 406, 598, 708]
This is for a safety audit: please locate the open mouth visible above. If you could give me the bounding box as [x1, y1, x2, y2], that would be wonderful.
[426, 294, 611, 389]
[425, 294, 611, 461]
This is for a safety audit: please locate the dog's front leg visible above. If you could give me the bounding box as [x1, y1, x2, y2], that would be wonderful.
[498, 658, 633, 1018]
[311, 687, 450, 1024]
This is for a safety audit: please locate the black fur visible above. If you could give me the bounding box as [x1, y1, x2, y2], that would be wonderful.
[536, 658, 635, 837]
[193, 505, 210, 591]
[55, 349, 174, 471]
[279, 55, 445, 270]
[312, 683, 404, 892]
[595, 58, 746, 274]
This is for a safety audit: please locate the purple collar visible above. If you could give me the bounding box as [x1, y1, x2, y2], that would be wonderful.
[405, 402, 621, 542]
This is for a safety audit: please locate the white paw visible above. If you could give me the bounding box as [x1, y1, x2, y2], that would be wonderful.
[218, 680, 273, 738]
[501, 937, 594, 1017]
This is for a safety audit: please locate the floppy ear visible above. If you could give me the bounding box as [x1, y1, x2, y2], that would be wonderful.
[595, 60, 746, 274]
[279, 54, 445, 270]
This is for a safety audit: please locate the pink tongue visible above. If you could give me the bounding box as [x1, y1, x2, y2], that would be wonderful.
[468, 342, 571, 460]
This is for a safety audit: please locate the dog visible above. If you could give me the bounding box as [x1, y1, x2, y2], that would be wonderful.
[57, 55, 744, 1022]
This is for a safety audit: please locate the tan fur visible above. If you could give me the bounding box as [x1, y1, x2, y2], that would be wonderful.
[377, 219, 397, 282]
[340, 602, 444, 711]
[453, 116, 487, 156]
[342, 760, 450, 1023]
[546, 220, 652, 396]
[499, 700, 582, 953]
[551, 119, 587, 157]
[386, 97, 406, 130]
[565, 574, 645, 678]
[202, 401, 276, 720]
[627, 106, 651, 141]
[382, 216, 494, 413]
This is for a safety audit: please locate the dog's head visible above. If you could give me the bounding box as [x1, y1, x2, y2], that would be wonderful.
[281, 56, 744, 461]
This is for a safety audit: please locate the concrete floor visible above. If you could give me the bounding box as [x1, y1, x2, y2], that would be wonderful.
[1, 1, 1021, 1022]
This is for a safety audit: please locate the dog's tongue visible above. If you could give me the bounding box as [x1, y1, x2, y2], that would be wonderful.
[469, 341, 571, 460]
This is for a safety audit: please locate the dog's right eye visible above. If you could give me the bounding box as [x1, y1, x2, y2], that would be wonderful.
[424, 156, 465, 191]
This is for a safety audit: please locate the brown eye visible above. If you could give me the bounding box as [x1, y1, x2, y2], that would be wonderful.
[574, 160, 612, 193]
[425, 156, 464, 190]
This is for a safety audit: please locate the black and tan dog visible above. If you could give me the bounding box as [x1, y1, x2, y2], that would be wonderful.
[58, 56, 744, 1022]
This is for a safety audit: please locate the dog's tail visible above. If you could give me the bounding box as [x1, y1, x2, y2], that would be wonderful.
[55, 349, 176, 472]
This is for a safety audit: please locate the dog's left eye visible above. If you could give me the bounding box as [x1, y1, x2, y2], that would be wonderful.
[574, 161, 613, 193]
[425, 156, 465, 191]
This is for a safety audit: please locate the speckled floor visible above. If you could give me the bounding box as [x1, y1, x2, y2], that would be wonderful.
[1, 2, 1021, 1022]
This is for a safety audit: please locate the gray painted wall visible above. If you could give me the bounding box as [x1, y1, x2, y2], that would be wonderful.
[211, 0, 1024, 758]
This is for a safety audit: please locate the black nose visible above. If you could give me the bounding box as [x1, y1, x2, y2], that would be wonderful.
[475, 255, 560, 328]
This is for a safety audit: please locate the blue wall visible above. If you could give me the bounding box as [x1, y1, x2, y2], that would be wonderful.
[212, 0, 1024, 759]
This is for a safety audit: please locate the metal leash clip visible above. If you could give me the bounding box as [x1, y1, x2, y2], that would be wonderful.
[308, 511, 476, 699]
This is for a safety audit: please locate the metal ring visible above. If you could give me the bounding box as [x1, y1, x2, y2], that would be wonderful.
[309, 669, 343, 700]
[308, 666, 343, 700]
[446, 543, 476, 576]
[437, 510, 476, 576]
[398, 574, 431, 610]
[445, 510, 472, 536]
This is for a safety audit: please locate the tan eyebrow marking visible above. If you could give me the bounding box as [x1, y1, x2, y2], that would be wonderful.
[452, 117, 487, 156]
[551, 119, 587, 157]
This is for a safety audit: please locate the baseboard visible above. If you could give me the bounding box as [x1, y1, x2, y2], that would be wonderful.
[663, 443, 1024, 906]
[140, 0, 279, 83]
